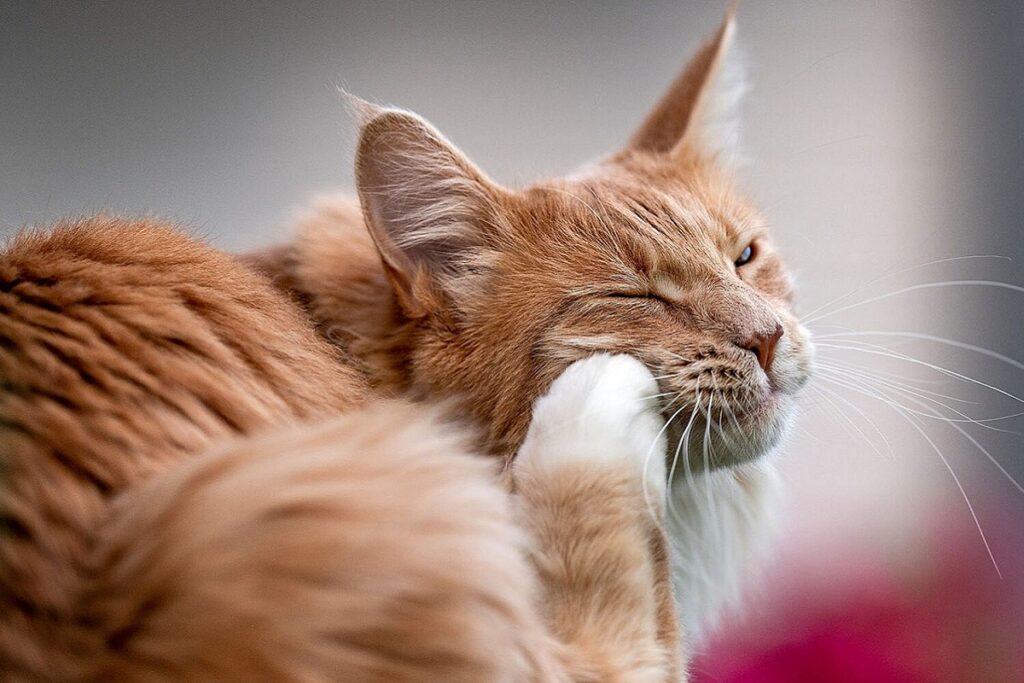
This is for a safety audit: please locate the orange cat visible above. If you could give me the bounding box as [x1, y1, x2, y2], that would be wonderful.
[1, 12, 811, 683]
[0, 224, 679, 681]
[257, 11, 812, 646]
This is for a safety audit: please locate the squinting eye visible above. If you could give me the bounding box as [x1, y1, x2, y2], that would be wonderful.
[735, 244, 755, 267]
[605, 291, 663, 302]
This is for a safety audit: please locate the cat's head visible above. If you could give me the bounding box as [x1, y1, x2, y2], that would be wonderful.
[354, 14, 812, 467]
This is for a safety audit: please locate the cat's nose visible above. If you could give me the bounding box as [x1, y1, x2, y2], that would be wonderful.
[741, 324, 784, 373]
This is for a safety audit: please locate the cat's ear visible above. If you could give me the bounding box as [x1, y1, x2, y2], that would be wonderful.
[624, 9, 744, 161]
[353, 102, 507, 318]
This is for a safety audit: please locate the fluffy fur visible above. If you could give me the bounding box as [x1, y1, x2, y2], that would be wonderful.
[0, 217, 357, 678]
[254, 12, 813, 642]
[1, 217, 677, 681]
[666, 460, 782, 643]
[81, 402, 562, 682]
[514, 354, 678, 682]
[2, 10, 813, 682]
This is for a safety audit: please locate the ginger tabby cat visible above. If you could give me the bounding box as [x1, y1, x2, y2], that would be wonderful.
[256, 9, 811, 649]
[1, 12, 811, 682]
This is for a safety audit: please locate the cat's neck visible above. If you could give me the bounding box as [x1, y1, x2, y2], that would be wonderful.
[247, 195, 409, 392]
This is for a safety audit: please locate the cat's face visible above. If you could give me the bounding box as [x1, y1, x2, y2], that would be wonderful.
[503, 159, 812, 468]
[354, 15, 812, 466]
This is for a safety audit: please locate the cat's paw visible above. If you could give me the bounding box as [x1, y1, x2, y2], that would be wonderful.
[516, 353, 668, 495]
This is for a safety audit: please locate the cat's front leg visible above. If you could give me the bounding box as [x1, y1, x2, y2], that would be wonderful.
[514, 354, 682, 683]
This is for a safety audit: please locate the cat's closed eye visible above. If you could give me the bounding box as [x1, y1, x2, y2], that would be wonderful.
[604, 291, 667, 304]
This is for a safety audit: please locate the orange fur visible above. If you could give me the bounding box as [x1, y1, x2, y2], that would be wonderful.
[80, 403, 562, 682]
[255, 8, 812, 671]
[0, 218, 570, 681]
[2, 10, 812, 682]
[517, 462, 677, 682]
[258, 13, 810, 469]
[0, 216, 678, 682]
[0, 217, 357, 678]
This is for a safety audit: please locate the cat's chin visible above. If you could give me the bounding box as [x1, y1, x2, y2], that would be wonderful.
[664, 391, 796, 471]
[730, 392, 795, 462]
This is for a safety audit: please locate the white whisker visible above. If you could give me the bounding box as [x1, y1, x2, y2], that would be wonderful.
[815, 341, 1024, 407]
[814, 330, 1024, 375]
[811, 383, 894, 460]
[815, 361, 1022, 430]
[799, 255, 1011, 324]
[807, 279, 1024, 326]
[814, 373, 1004, 576]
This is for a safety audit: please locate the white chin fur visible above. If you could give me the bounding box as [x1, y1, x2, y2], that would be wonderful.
[666, 457, 781, 646]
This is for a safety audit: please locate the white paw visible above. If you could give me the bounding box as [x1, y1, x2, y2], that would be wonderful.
[516, 354, 667, 494]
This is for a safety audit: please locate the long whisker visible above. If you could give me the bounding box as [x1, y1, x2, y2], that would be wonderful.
[815, 341, 1024, 407]
[798, 255, 1010, 324]
[815, 357, 978, 405]
[813, 360, 962, 413]
[894, 391, 1024, 497]
[816, 369, 1024, 496]
[899, 408, 1002, 577]
[639, 391, 679, 401]
[667, 394, 702, 527]
[668, 392, 701, 489]
[814, 330, 1024, 375]
[708, 370, 741, 450]
[816, 372, 1005, 576]
[816, 369, 1018, 438]
[815, 361, 1021, 430]
[806, 279, 1024, 326]
[642, 388, 697, 518]
[811, 382, 894, 460]
[702, 392, 717, 529]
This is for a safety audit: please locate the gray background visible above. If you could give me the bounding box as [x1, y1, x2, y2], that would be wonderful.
[3, 0, 1023, 600]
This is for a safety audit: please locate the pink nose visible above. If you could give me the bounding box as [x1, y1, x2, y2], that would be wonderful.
[742, 324, 784, 373]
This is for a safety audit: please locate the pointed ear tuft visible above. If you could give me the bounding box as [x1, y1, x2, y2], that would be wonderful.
[355, 107, 504, 317]
[337, 88, 385, 127]
[625, 9, 746, 162]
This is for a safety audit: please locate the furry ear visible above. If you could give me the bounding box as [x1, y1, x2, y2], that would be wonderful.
[354, 104, 506, 317]
[625, 9, 744, 161]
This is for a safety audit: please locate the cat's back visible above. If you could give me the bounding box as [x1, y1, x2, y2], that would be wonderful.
[0, 215, 369, 672]
[0, 215, 369, 463]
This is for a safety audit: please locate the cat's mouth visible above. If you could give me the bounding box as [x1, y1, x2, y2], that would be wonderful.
[661, 389, 795, 472]
[658, 347, 811, 471]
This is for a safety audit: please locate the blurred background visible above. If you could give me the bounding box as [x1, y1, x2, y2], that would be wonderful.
[2, 2, 1022, 680]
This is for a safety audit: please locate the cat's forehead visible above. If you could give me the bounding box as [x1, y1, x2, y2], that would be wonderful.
[523, 173, 760, 249]
[606, 181, 750, 239]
